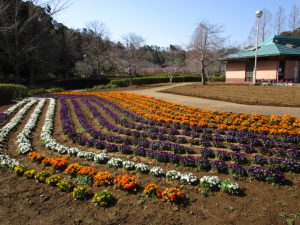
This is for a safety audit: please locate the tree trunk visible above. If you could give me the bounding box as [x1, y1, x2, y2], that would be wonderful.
[128, 68, 133, 86]
[200, 60, 206, 85]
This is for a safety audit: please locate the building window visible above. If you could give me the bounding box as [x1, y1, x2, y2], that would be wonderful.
[245, 61, 254, 82]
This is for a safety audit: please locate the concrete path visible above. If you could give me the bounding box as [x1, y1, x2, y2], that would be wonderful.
[126, 82, 300, 117]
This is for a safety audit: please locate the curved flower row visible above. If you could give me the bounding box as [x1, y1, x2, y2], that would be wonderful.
[78, 96, 299, 158]
[0, 98, 37, 167]
[71, 97, 193, 154]
[40, 98, 200, 185]
[52, 93, 300, 155]
[0, 98, 29, 124]
[52, 96, 295, 184]
[59, 96, 300, 174]
[55, 92, 300, 135]
[17, 98, 46, 154]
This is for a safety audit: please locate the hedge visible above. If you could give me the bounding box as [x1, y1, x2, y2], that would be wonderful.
[110, 75, 202, 87]
[0, 83, 28, 105]
[33, 78, 110, 90]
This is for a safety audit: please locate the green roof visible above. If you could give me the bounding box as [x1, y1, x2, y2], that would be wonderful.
[224, 36, 300, 60]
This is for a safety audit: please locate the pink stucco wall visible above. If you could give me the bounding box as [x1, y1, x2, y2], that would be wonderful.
[226, 60, 277, 83]
[225, 62, 246, 83]
[256, 60, 277, 80]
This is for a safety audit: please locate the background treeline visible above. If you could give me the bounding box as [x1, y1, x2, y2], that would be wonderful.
[0, 0, 299, 88]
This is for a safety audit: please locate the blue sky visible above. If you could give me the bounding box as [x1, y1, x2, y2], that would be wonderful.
[55, 0, 300, 48]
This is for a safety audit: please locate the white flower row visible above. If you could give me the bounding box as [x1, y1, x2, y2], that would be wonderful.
[0, 98, 37, 168]
[4, 98, 30, 115]
[123, 160, 136, 170]
[40, 98, 107, 162]
[199, 176, 240, 194]
[0, 98, 37, 154]
[149, 166, 165, 177]
[16, 98, 46, 154]
[200, 175, 220, 189]
[166, 170, 181, 180]
[180, 172, 199, 185]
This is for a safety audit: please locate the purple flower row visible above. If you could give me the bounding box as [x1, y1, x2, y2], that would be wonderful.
[84, 96, 300, 161]
[59, 95, 300, 168]
[50, 96, 290, 184]
[90, 95, 300, 148]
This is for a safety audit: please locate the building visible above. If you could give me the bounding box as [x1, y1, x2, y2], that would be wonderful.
[223, 36, 300, 83]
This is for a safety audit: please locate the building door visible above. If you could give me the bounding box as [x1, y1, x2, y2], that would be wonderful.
[278, 61, 285, 80]
[245, 61, 254, 82]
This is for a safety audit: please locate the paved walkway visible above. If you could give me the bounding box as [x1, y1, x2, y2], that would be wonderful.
[126, 82, 300, 117]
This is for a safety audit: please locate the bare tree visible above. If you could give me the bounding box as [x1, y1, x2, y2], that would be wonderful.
[164, 45, 185, 82]
[79, 21, 111, 77]
[121, 33, 145, 85]
[246, 9, 272, 46]
[288, 4, 300, 31]
[260, 9, 272, 42]
[189, 21, 225, 84]
[0, 0, 69, 83]
[273, 6, 286, 35]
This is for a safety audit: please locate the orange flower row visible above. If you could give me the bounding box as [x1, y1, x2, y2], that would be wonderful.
[94, 171, 114, 186]
[143, 184, 162, 198]
[161, 187, 186, 203]
[55, 91, 300, 135]
[28, 152, 68, 170]
[65, 163, 96, 177]
[27, 152, 187, 204]
[114, 174, 138, 191]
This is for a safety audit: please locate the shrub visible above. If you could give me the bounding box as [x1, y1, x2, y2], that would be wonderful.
[0, 83, 28, 104]
[180, 173, 198, 185]
[92, 190, 115, 207]
[143, 184, 162, 198]
[28, 152, 45, 164]
[107, 157, 123, 168]
[76, 174, 94, 185]
[94, 153, 109, 164]
[43, 78, 109, 90]
[49, 158, 69, 171]
[27, 88, 47, 96]
[64, 163, 81, 176]
[166, 170, 181, 180]
[149, 167, 165, 177]
[47, 87, 64, 93]
[114, 175, 139, 192]
[219, 179, 240, 195]
[199, 176, 220, 191]
[45, 174, 62, 186]
[93, 171, 114, 186]
[24, 169, 37, 179]
[57, 179, 74, 192]
[135, 163, 149, 173]
[228, 164, 248, 179]
[162, 188, 186, 204]
[122, 161, 136, 170]
[13, 165, 27, 176]
[108, 75, 202, 88]
[35, 171, 51, 183]
[72, 185, 92, 200]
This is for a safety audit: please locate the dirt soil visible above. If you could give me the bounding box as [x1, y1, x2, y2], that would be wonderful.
[1, 100, 300, 225]
[160, 84, 300, 107]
